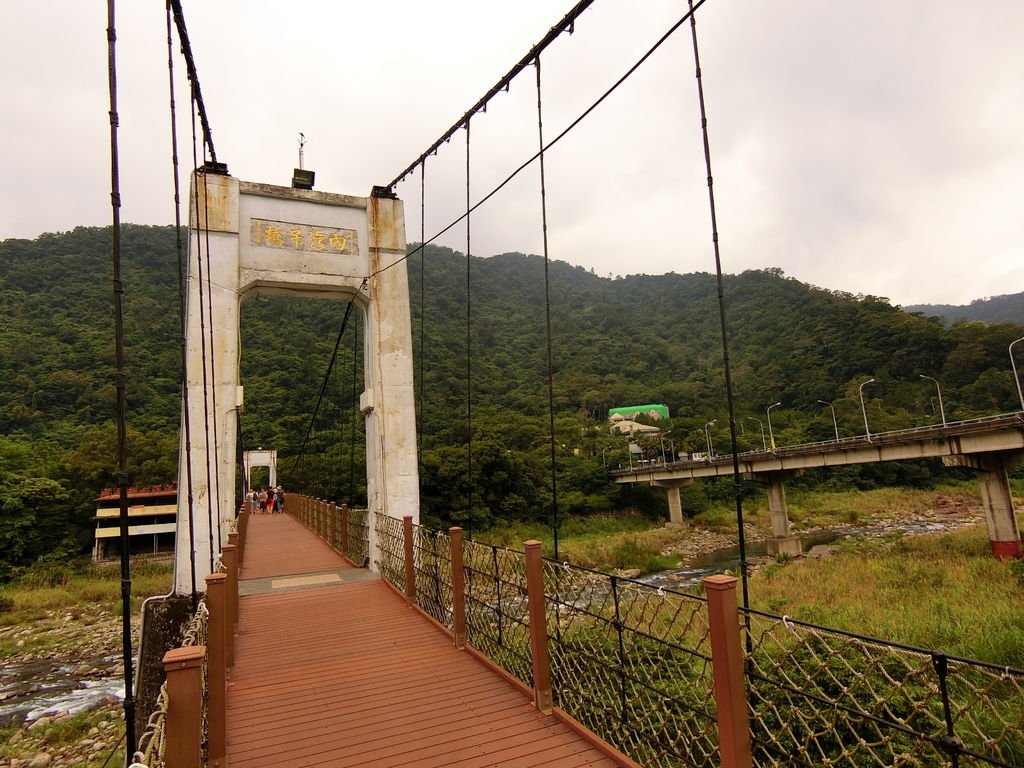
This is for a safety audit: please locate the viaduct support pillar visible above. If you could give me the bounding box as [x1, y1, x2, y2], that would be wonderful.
[652, 479, 693, 530]
[945, 453, 1022, 559]
[757, 470, 802, 557]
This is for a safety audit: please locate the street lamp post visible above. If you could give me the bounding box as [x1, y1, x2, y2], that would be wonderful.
[766, 402, 781, 451]
[659, 430, 672, 465]
[704, 420, 716, 459]
[817, 399, 839, 440]
[746, 417, 766, 451]
[1011, 336, 1024, 412]
[859, 378, 875, 441]
[919, 374, 947, 427]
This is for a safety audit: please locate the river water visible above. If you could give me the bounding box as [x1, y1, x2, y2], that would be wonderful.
[0, 654, 124, 727]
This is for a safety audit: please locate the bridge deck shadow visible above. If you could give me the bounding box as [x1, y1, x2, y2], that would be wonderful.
[227, 513, 626, 767]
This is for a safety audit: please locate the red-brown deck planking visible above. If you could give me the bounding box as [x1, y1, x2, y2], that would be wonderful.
[238, 513, 353, 580]
[226, 514, 624, 768]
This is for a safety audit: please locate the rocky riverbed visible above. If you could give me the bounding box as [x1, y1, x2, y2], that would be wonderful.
[0, 608, 132, 768]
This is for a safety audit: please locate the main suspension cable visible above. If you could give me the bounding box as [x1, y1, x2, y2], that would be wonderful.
[371, 0, 710, 282]
[166, 0, 198, 608]
[167, 0, 218, 163]
[104, 0, 137, 755]
[385, 0, 595, 192]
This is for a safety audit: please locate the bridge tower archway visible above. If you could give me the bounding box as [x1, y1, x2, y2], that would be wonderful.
[174, 171, 419, 593]
[242, 449, 277, 491]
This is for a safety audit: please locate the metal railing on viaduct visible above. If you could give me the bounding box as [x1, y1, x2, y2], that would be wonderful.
[135, 496, 1024, 768]
[612, 412, 1024, 481]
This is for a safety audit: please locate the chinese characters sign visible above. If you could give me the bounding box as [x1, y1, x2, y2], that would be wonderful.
[250, 219, 358, 256]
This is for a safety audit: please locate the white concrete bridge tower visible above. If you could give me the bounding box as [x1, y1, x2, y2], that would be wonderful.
[172, 169, 419, 593]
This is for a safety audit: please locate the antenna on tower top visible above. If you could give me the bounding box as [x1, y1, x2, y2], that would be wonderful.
[292, 133, 315, 190]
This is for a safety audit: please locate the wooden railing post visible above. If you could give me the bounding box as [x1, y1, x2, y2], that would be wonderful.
[222, 544, 238, 670]
[317, 499, 324, 538]
[403, 515, 416, 605]
[320, 499, 328, 539]
[449, 527, 466, 649]
[205, 573, 227, 768]
[162, 646, 205, 768]
[524, 540, 553, 714]
[237, 506, 249, 565]
[329, 501, 338, 549]
[704, 574, 753, 768]
[340, 503, 350, 555]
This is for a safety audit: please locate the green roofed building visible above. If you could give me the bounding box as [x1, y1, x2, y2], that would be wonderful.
[608, 404, 670, 421]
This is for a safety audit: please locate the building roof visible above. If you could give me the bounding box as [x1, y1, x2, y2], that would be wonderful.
[95, 482, 177, 502]
[608, 404, 670, 421]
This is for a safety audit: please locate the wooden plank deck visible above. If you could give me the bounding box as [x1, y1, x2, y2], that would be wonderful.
[226, 514, 625, 768]
[238, 512, 354, 580]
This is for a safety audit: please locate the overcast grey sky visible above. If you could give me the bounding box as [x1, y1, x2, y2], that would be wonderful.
[2, 1, 1021, 305]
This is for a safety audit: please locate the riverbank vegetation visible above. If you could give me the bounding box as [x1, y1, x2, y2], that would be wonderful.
[751, 526, 1024, 667]
[0, 560, 173, 656]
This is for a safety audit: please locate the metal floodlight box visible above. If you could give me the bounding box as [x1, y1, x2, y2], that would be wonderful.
[292, 168, 315, 190]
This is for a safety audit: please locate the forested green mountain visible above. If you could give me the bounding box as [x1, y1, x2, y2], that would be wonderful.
[2, 225, 1022, 567]
[905, 293, 1024, 326]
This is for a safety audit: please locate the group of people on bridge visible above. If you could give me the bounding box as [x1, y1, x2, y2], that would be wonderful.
[246, 486, 285, 514]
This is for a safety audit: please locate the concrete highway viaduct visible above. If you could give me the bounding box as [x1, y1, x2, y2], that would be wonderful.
[612, 413, 1024, 559]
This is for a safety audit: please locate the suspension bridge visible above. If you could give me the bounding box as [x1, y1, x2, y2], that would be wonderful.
[93, 1, 1024, 767]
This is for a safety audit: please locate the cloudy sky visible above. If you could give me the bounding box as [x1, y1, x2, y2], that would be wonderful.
[2, 1, 1022, 305]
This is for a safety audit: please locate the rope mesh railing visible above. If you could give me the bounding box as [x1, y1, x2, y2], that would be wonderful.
[741, 608, 1024, 767]
[542, 560, 718, 767]
[373, 513, 405, 590]
[462, 538, 533, 686]
[347, 507, 369, 565]
[307, 511, 1024, 767]
[132, 600, 209, 768]
[412, 524, 454, 630]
